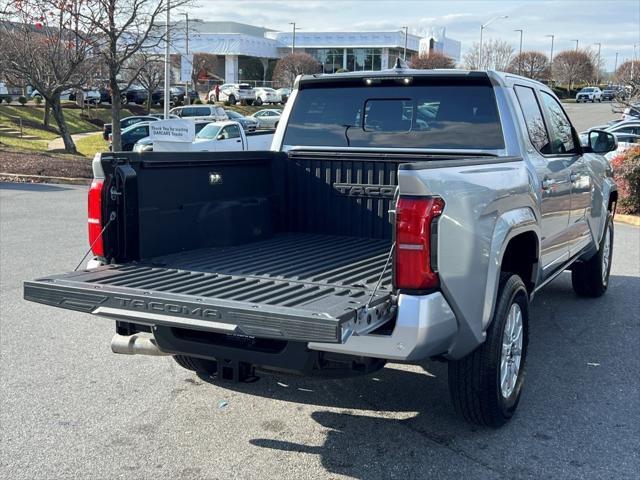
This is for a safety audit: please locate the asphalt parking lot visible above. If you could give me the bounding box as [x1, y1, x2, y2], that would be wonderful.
[0, 102, 638, 480]
[561, 101, 621, 132]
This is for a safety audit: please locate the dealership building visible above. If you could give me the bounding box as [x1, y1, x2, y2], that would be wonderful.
[175, 21, 461, 85]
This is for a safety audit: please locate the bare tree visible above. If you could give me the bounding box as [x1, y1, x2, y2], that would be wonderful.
[0, 0, 93, 153]
[272, 53, 320, 88]
[612, 60, 639, 114]
[410, 52, 456, 69]
[463, 39, 514, 71]
[552, 50, 594, 93]
[75, 0, 191, 151]
[123, 52, 164, 114]
[508, 51, 549, 80]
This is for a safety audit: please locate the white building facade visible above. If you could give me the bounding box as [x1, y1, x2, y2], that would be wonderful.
[173, 22, 461, 84]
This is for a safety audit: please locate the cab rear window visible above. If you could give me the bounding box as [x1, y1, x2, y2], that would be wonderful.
[283, 83, 504, 149]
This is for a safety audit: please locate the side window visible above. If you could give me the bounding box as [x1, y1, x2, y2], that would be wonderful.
[514, 86, 551, 154]
[194, 107, 210, 116]
[540, 92, 576, 154]
[180, 107, 194, 117]
[226, 124, 241, 138]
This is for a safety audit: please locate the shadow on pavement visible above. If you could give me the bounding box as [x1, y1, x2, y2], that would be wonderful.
[0, 181, 73, 192]
[199, 272, 639, 479]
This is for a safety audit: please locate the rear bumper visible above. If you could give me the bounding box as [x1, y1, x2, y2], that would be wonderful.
[308, 292, 457, 362]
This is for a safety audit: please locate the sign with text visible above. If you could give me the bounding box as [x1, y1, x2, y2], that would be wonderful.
[180, 54, 193, 83]
[149, 120, 195, 143]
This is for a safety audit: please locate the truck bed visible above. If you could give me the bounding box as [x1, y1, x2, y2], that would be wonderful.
[25, 234, 392, 344]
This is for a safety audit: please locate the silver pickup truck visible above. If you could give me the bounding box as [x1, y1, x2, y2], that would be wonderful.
[24, 68, 618, 427]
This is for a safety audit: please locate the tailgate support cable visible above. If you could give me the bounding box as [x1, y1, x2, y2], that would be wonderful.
[73, 211, 116, 271]
[365, 241, 395, 309]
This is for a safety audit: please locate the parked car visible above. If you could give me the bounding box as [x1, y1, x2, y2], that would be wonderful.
[109, 122, 152, 151]
[132, 120, 215, 153]
[224, 109, 259, 132]
[576, 87, 602, 102]
[208, 83, 256, 105]
[170, 105, 228, 121]
[276, 87, 291, 102]
[120, 86, 148, 105]
[31, 89, 73, 100]
[103, 115, 159, 141]
[190, 121, 273, 151]
[169, 86, 199, 106]
[605, 132, 640, 161]
[0, 82, 11, 103]
[621, 104, 640, 121]
[26, 69, 619, 427]
[251, 108, 282, 128]
[601, 87, 623, 101]
[254, 87, 282, 105]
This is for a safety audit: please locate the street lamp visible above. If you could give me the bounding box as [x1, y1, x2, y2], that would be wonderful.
[514, 29, 523, 75]
[572, 39, 579, 51]
[614, 51, 619, 74]
[593, 42, 601, 85]
[402, 26, 409, 61]
[179, 14, 203, 105]
[479, 15, 508, 70]
[164, 0, 171, 119]
[290, 22, 297, 54]
[545, 34, 554, 83]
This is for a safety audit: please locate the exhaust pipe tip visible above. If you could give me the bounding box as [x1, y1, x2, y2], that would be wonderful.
[111, 332, 170, 356]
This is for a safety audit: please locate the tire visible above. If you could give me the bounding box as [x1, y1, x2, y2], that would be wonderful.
[254, 97, 262, 106]
[571, 215, 613, 297]
[228, 95, 237, 105]
[448, 272, 529, 427]
[173, 355, 218, 374]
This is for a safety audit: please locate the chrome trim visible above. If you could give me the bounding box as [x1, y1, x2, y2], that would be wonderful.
[93, 307, 238, 334]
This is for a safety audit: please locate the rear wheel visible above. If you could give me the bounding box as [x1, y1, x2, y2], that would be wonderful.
[228, 95, 237, 105]
[173, 355, 218, 375]
[448, 273, 529, 427]
[254, 97, 263, 106]
[572, 215, 613, 297]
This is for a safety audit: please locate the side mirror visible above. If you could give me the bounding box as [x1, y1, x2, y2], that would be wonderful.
[217, 134, 225, 140]
[586, 129, 618, 154]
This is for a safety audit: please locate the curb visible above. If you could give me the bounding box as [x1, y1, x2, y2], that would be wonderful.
[614, 214, 640, 227]
[0, 172, 90, 186]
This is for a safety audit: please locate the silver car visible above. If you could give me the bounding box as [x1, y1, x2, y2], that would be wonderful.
[251, 109, 282, 129]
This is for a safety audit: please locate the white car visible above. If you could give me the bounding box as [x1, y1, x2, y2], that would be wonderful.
[251, 109, 282, 129]
[254, 87, 282, 105]
[576, 87, 602, 103]
[170, 105, 228, 122]
[208, 83, 256, 105]
[621, 104, 640, 121]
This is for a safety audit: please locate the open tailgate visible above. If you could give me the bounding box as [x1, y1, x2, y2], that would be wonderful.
[24, 261, 391, 344]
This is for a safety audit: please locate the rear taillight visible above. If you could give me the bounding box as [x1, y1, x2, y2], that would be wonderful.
[88, 179, 104, 256]
[395, 196, 445, 290]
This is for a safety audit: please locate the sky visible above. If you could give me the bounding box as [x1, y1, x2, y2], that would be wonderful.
[194, 0, 640, 71]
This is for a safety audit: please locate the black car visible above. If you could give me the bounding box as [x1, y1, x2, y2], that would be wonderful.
[602, 88, 623, 101]
[121, 87, 148, 105]
[170, 86, 199, 105]
[110, 122, 151, 151]
[103, 116, 158, 141]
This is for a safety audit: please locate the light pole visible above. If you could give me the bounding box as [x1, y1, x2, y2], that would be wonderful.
[402, 26, 408, 61]
[614, 51, 619, 74]
[545, 34, 554, 83]
[514, 29, 523, 75]
[593, 42, 601, 85]
[164, 0, 171, 119]
[479, 15, 508, 70]
[181, 13, 190, 105]
[290, 22, 296, 54]
[572, 39, 579, 51]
